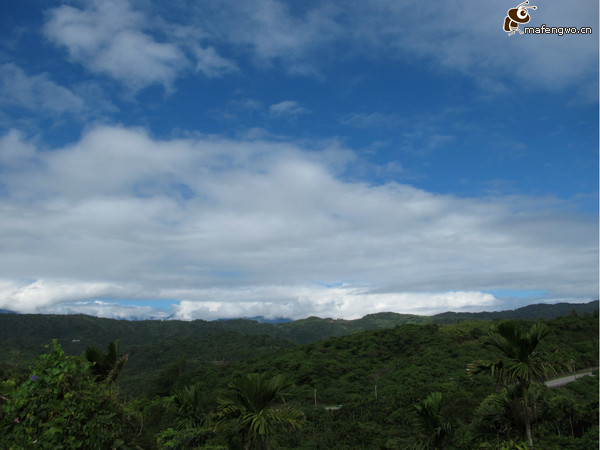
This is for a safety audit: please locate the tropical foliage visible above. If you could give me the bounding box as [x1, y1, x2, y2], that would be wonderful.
[468, 322, 555, 447]
[85, 340, 128, 382]
[215, 373, 305, 449]
[0, 305, 597, 448]
[412, 391, 454, 448]
[0, 340, 138, 449]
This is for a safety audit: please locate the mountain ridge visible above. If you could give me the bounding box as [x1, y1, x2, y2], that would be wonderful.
[2, 300, 597, 323]
[1, 300, 597, 409]
[0, 301, 596, 349]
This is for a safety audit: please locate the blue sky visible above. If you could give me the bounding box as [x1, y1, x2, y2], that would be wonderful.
[0, 0, 597, 320]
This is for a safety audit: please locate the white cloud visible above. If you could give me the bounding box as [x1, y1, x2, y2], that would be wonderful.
[0, 130, 36, 168]
[0, 63, 86, 114]
[193, 46, 238, 78]
[43, 0, 189, 90]
[0, 279, 121, 314]
[196, 0, 342, 74]
[38, 0, 596, 95]
[0, 126, 596, 318]
[186, 0, 597, 94]
[45, 300, 172, 320]
[340, 108, 465, 156]
[347, 0, 597, 94]
[269, 100, 309, 117]
[339, 112, 403, 129]
[171, 287, 498, 320]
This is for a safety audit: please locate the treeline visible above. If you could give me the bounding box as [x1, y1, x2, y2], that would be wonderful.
[161, 313, 597, 448]
[1, 300, 597, 349]
[1, 309, 598, 448]
[0, 301, 597, 387]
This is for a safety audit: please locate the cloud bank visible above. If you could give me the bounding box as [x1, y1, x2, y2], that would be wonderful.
[0, 126, 596, 319]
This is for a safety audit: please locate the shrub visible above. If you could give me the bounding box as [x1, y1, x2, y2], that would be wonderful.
[1, 340, 138, 449]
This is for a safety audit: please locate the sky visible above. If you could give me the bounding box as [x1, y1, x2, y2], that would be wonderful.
[0, 0, 597, 321]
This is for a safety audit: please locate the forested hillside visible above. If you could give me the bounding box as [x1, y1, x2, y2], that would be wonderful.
[1, 304, 598, 448]
[0, 301, 597, 398]
[0, 300, 596, 359]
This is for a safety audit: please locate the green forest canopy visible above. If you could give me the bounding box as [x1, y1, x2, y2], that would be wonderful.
[1, 302, 598, 448]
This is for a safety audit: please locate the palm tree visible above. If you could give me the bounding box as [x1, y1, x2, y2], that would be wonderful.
[85, 340, 128, 383]
[413, 391, 453, 449]
[468, 322, 554, 447]
[172, 384, 209, 429]
[215, 372, 305, 449]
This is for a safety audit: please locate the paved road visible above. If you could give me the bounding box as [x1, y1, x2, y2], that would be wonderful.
[545, 371, 594, 388]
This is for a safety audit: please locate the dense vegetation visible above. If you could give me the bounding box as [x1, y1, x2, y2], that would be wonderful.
[1, 302, 598, 448]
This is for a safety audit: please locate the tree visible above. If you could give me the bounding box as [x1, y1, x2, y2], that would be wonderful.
[172, 383, 212, 430]
[215, 372, 305, 449]
[468, 321, 554, 448]
[413, 391, 453, 449]
[85, 340, 128, 383]
[1, 340, 138, 448]
[472, 390, 515, 441]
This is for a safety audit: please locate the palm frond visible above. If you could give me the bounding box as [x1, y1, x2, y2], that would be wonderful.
[216, 372, 305, 448]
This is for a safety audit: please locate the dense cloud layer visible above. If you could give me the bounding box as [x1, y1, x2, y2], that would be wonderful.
[0, 0, 596, 319]
[0, 126, 596, 319]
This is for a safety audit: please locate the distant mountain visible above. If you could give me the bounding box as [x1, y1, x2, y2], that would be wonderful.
[0, 300, 597, 398]
[247, 316, 292, 324]
[430, 300, 599, 324]
[0, 309, 17, 314]
[273, 312, 429, 343]
[219, 316, 292, 324]
[0, 300, 595, 350]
